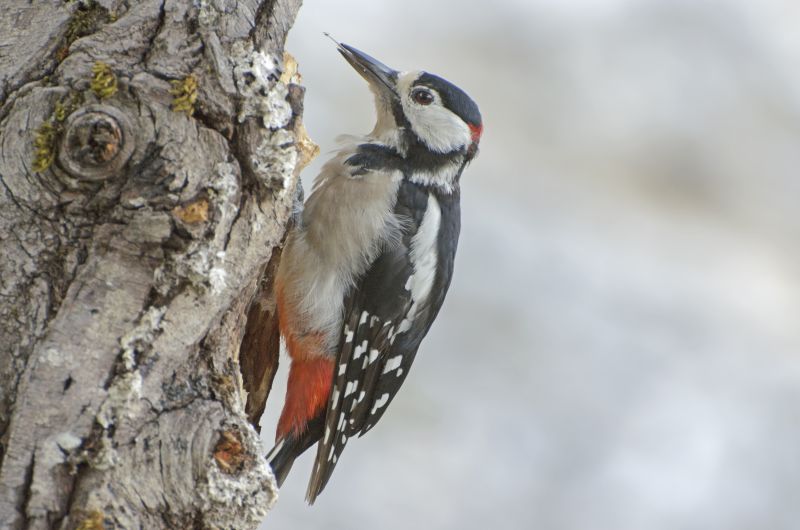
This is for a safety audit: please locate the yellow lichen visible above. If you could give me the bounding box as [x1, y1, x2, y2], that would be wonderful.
[54, 92, 83, 122]
[91, 61, 117, 99]
[32, 93, 84, 172]
[170, 74, 198, 116]
[53, 101, 68, 122]
[76, 510, 105, 530]
[32, 121, 58, 173]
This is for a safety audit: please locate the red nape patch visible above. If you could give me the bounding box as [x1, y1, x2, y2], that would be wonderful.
[276, 357, 334, 440]
[468, 122, 483, 143]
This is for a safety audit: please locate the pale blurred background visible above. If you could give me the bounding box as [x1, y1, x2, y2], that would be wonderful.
[260, 1, 800, 528]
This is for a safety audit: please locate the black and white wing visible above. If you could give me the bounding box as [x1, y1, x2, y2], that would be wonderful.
[305, 182, 460, 502]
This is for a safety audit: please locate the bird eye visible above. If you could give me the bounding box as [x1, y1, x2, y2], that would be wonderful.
[411, 89, 434, 106]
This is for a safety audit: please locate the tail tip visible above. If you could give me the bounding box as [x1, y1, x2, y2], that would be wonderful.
[267, 438, 294, 487]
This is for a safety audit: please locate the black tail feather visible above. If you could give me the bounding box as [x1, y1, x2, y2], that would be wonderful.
[266, 437, 296, 487]
[266, 412, 325, 488]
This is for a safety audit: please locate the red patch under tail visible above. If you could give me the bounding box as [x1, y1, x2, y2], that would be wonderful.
[276, 356, 334, 440]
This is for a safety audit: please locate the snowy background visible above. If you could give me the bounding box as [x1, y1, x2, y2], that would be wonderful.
[260, 1, 800, 528]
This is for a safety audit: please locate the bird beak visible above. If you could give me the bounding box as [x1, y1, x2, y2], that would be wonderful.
[327, 35, 399, 98]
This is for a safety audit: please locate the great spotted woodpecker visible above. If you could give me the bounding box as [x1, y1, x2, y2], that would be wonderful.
[267, 39, 482, 503]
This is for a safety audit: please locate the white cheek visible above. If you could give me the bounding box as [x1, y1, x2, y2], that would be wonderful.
[403, 103, 472, 153]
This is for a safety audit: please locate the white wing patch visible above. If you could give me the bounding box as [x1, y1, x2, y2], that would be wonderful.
[408, 195, 441, 307]
[393, 194, 442, 338]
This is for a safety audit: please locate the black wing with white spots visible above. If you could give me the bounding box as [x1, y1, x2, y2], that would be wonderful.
[305, 179, 461, 502]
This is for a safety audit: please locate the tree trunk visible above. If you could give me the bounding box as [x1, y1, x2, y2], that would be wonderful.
[0, 0, 312, 527]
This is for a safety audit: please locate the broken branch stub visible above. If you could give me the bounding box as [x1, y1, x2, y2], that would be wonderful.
[58, 104, 134, 180]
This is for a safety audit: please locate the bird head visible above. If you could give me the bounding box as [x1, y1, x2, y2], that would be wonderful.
[332, 38, 482, 161]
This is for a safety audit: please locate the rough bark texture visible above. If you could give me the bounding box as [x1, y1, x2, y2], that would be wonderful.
[0, 0, 310, 528]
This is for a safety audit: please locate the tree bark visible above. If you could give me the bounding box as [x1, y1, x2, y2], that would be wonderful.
[0, 0, 311, 528]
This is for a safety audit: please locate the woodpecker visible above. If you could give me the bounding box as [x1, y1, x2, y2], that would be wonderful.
[267, 39, 482, 503]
